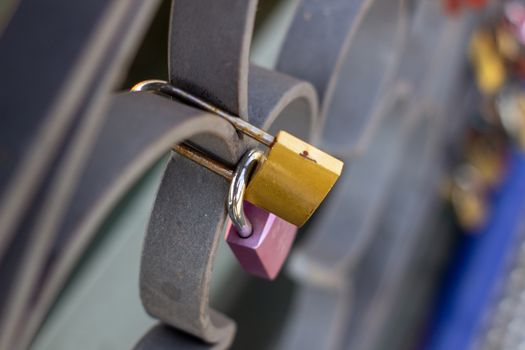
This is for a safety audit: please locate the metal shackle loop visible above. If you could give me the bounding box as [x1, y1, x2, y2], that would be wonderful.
[132, 79, 275, 146]
[227, 149, 264, 238]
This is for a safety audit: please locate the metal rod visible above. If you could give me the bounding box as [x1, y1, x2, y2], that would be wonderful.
[132, 80, 275, 147]
[172, 143, 233, 181]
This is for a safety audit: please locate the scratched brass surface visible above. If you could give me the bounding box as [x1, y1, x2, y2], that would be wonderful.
[245, 131, 343, 227]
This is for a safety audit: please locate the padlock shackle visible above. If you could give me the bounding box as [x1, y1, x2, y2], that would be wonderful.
[132, 80, 275, 146]
[227, 149, 264, 238]
[172, 143, 233, 181]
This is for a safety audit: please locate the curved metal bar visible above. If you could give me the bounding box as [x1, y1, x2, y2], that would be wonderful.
[139, 67, 317, 346]
[227, 149, 264, 237]
[278, 0, 408, 156]
[132, 79, 275, 146]
[137, 0, 317, 347]
[15, 92, 242, 350]
[0, 1, 162, 348]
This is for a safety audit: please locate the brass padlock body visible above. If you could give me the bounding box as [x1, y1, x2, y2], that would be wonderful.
[469, 29, 506, 95]
[244, 131, 343, 227]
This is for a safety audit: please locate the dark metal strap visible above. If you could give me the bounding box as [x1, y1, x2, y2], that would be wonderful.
[277, 1, 475, 349]
[0, 0, 160, 257]
[134, 324, 234, 350]
[169, 0, 258, 118]
[139, 66, 317, 345]
[135, 0, 318, 346]
[0, 1, 161, 348]
[3, 91, 241, 349]
[277, 0, 407, 156]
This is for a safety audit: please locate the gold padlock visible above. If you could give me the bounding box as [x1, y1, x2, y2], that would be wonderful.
[244, 130, 342, 226]
[132, 80, 344, 227]
[447, 164, 489, 231]
[442, 164, 487, 231]
[469, 28, 507, 95]
[463, 135, 506, 188]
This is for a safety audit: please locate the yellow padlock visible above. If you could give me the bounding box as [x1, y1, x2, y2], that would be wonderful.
[452, 187, 487, 231]
[244, 131, 342, 226]
[443, 164, 488, 231]
[132, 80, 344, 227]
[464, 136, 506, 188]
[469, 28, 507, 95]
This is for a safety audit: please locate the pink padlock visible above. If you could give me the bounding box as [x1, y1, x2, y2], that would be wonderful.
[225, 202, 297, 280]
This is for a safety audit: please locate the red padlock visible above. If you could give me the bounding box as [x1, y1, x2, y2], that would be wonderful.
[225, 202, 297, 280]
[442, 0, 488, 15]
[464, 0, 487, 9]
[443, 0, 462, 15]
